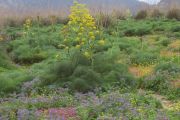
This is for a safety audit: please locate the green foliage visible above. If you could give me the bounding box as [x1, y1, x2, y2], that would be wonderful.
[160, 38, 171, 46]
[94, 53, 136, 88]
[142, 71, 171, 92]
[0, 70, 32, 94]
[171, 26, 180, 32]
[8, 24, 63, 64]
[124, 25, 151, 36]
[0, 48, 14, 69]
[155, 62, 180, 76]
[130, 51, 158, 66]
[70, 66, 101, 92]
[140, 63, 180, 99]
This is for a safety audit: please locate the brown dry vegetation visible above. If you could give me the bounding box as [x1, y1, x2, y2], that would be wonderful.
[0, 3, 179, 28]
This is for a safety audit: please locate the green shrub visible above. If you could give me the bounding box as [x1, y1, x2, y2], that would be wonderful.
[39, 60, 75, 86]
[94, 44, 111, 53]
[70, 66, 101, 92]
[160, 39, 171, 46]
[119, 42, 134, 53]
[135, 27, 151, 36]
[130, 52, 158, 66]
[124, 26, 151, 36]
[0, 70, 32, 94]
[155, 63, 180, 76]
[142, 71, 171, 92]
[0, 49, 14, 69]
[171, 26, 180, 32]
[104, 70, 136, 88]
[70, 51, 91, 67]
[141, 63, 180, 96]
[11, 45, 47, 64]
[93, 53, 136, 88]
[124, 28, 136, 36]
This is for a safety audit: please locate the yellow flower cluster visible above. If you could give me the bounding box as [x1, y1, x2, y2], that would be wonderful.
[61, 1, 102, 58]
[23, 18, 32, 32]
[0, 35, 3, 41]
[169, 101, 180, 112]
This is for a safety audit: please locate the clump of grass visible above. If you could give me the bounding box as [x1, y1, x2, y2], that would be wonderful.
[0, 70, 32, 94]
[140, 62, 180, 99]
[130, 51, 158, 66]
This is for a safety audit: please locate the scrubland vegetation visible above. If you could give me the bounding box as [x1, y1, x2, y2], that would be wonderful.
[0, 1, 180, 120]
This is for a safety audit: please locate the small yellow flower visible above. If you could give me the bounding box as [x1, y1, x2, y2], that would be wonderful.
[78, 33, 82, 36]
[55, 54, 60, 58]
[65, 46, 69, 50]
[98, 40, 105, 45]
[81, 38, 86, 42]
[0, 36, 3, 41]
[80, 42, 85, 45]
[64, 39, 68, 42]
[58, 44, 66, 48]
[84, 51, 90, 58]
[88, 32, 94, 36]
[75, 44, 81, 49]
[96, 31, 100, 34]
[90, 36, 95, 40]
[80, 27, 84, 31]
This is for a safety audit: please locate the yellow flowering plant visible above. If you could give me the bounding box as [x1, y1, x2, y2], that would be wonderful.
[0, 35, 3, 42]
[61, 1, 103, 64]
[23, 18, 32, 34]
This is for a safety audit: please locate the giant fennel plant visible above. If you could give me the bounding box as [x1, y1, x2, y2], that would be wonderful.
[61, 1, 104, 65]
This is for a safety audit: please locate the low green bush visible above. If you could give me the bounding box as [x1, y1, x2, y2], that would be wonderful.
[130, 52, 158, 66]
[0, 51, 13, 69]
[155, 63, 180, 76]
[124, 26, 151, 36]
[0, 70, 32, 94]
[140, 63, 180, 99]
[142, 71, 171, 92]
[11, 45, 47, 64]
[160, 39, 171, 46]
[171, 26, 180, 32]
[70, 66, 101, 92]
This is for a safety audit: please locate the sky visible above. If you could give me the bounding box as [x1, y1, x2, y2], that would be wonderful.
[138, 0, 161, 4]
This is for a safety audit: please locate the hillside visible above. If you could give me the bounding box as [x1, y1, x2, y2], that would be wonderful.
[158, 0, 180, 8]
[0, 0, 148, 14]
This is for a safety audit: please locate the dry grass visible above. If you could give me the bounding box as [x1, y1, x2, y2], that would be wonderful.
[129, 65, 155, 78]
[160, 50, 179, 57]
[0, 2, 180, 27]
[171, 79, 180, 88]
[168, 40, 180, 50]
